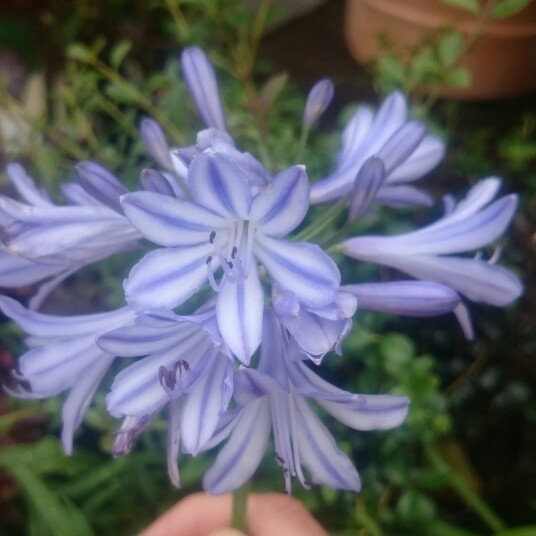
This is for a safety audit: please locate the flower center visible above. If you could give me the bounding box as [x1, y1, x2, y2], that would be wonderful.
[205, 220, 256, 291]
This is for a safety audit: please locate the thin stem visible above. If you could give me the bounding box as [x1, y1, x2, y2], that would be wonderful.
[293, 198, 347, 243]
[231, 483, 249, 532]
[424, 442, 505, 533]
[164, 0, 190, 41]
[296, 125, 310, 163]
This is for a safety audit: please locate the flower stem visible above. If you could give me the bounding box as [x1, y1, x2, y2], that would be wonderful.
[424, 442, 505, 533]
[232, 483, 249, 532]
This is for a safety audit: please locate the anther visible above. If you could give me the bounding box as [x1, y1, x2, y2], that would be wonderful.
[209, 231, 216, 243]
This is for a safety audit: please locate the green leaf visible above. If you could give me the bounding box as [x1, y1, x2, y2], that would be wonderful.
[441, 0, 479, 12]
[438, 32, 464, 67]
[445, 67, 472, 88]
[495, 527, 536, 536]
[380, 334, 415, 374]
[5, 463, 94, 536]
[396, 489, 437, 524]
[66, 42, 93, 62]
[109, 40, 132, 69]
[492, 0, 534, 18]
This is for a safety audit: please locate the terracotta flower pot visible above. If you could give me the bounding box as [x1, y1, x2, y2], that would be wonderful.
[344, 0, 536, 100]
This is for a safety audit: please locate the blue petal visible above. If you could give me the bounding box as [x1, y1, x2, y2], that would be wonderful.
[251, 165, 309, 236]
[20, 337, 107, 396]
[139, 169, 184, 198]
[121, 191, 225, 247]
[294, 396, 361, 491]
[75, 161, 128, 213]
[0, 296, 135, 338]
[349, 156, 386, 221]
[377, 121, 425, 175]
[106, 330, 212, 416]
[124, 244, 213, 310]
[61, 355, 114, 454]
[188, 152, 252, 219]
[379, 254, 523, 306]
[343, 195, 518, 257]
[181, 353, 233, 454]
[255, 235, 340, 307]
[343, 281, 460, 316]
[203, 398, 271, 494]
[0, 250, 64, 286]
[216, 261, 264, 364]
[180, 47, 227, 131]
[167, 399, 182, 488]
[140, 118, 174, 171]
[315, 393, 410, 431]
[387, 134, 445, 184]
[6, 163, 52, 206]
[303, 78, 334, 127]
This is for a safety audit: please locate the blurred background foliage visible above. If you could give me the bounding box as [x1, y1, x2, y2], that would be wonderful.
[0, 0, 535, 535]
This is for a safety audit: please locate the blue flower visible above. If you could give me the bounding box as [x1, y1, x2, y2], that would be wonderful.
[310, 91, 445, 207]
[121, 150, 341, 364]
[202, 310, 409, 494]
[342, 178, 522, 336]
[98, 306, 233, 487]
[0, 163, 143, 307]
[0, 295, 136, 453]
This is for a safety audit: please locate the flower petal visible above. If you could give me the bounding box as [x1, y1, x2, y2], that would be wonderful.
[75, 161, 128, 213]
[61, 355, 114, 454]
[121, 191, 224, 247]
[188, 152, 252, 219]
[381, 254, 523, 306]
[181, 46, 227, 131]
[255, 235, 340, 307]
[124, 245, 213, 310]
[343, 281, 460, 316]
[251, 165, 309, 236]
[140, 118, 174, 171]
[181, 353, 232, 454]
[139, 169, 184, 198]
[315, 393, 410, 431]
[203, 398, 271, 494]
[216, 261, 264, 364]
[294, 397, 361, 491]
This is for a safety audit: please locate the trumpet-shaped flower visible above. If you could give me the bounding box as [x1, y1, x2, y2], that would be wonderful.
[342, 178, 522, 309]
[310, 91, 445, 207]
[0, 163, 142, 307]
[202, 311, 409, 494]
[0, 295, 136, 453]
[98, 307, 233, 487]
[121, 150, 341, 364]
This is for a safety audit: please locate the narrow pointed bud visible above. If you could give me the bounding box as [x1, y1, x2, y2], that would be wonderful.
[303, 78, 334, 127]
[140, 119, 173, 171]
[180, 47, 227, 131]
[349, 156, 385, 221]
[75, 161, 128, 213]
[343, 281, 460, 316]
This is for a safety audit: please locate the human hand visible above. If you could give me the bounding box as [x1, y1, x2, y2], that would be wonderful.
[138, 492, 329, 536]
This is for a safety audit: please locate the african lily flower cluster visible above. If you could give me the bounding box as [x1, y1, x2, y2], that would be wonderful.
[0, 46, 522, 494]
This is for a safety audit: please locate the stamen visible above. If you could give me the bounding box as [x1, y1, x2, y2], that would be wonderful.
[206, 256, 223, 291]
[489, 244, 503, 264]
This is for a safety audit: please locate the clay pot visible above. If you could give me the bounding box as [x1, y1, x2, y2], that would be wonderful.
[344, 0, 536, 100]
